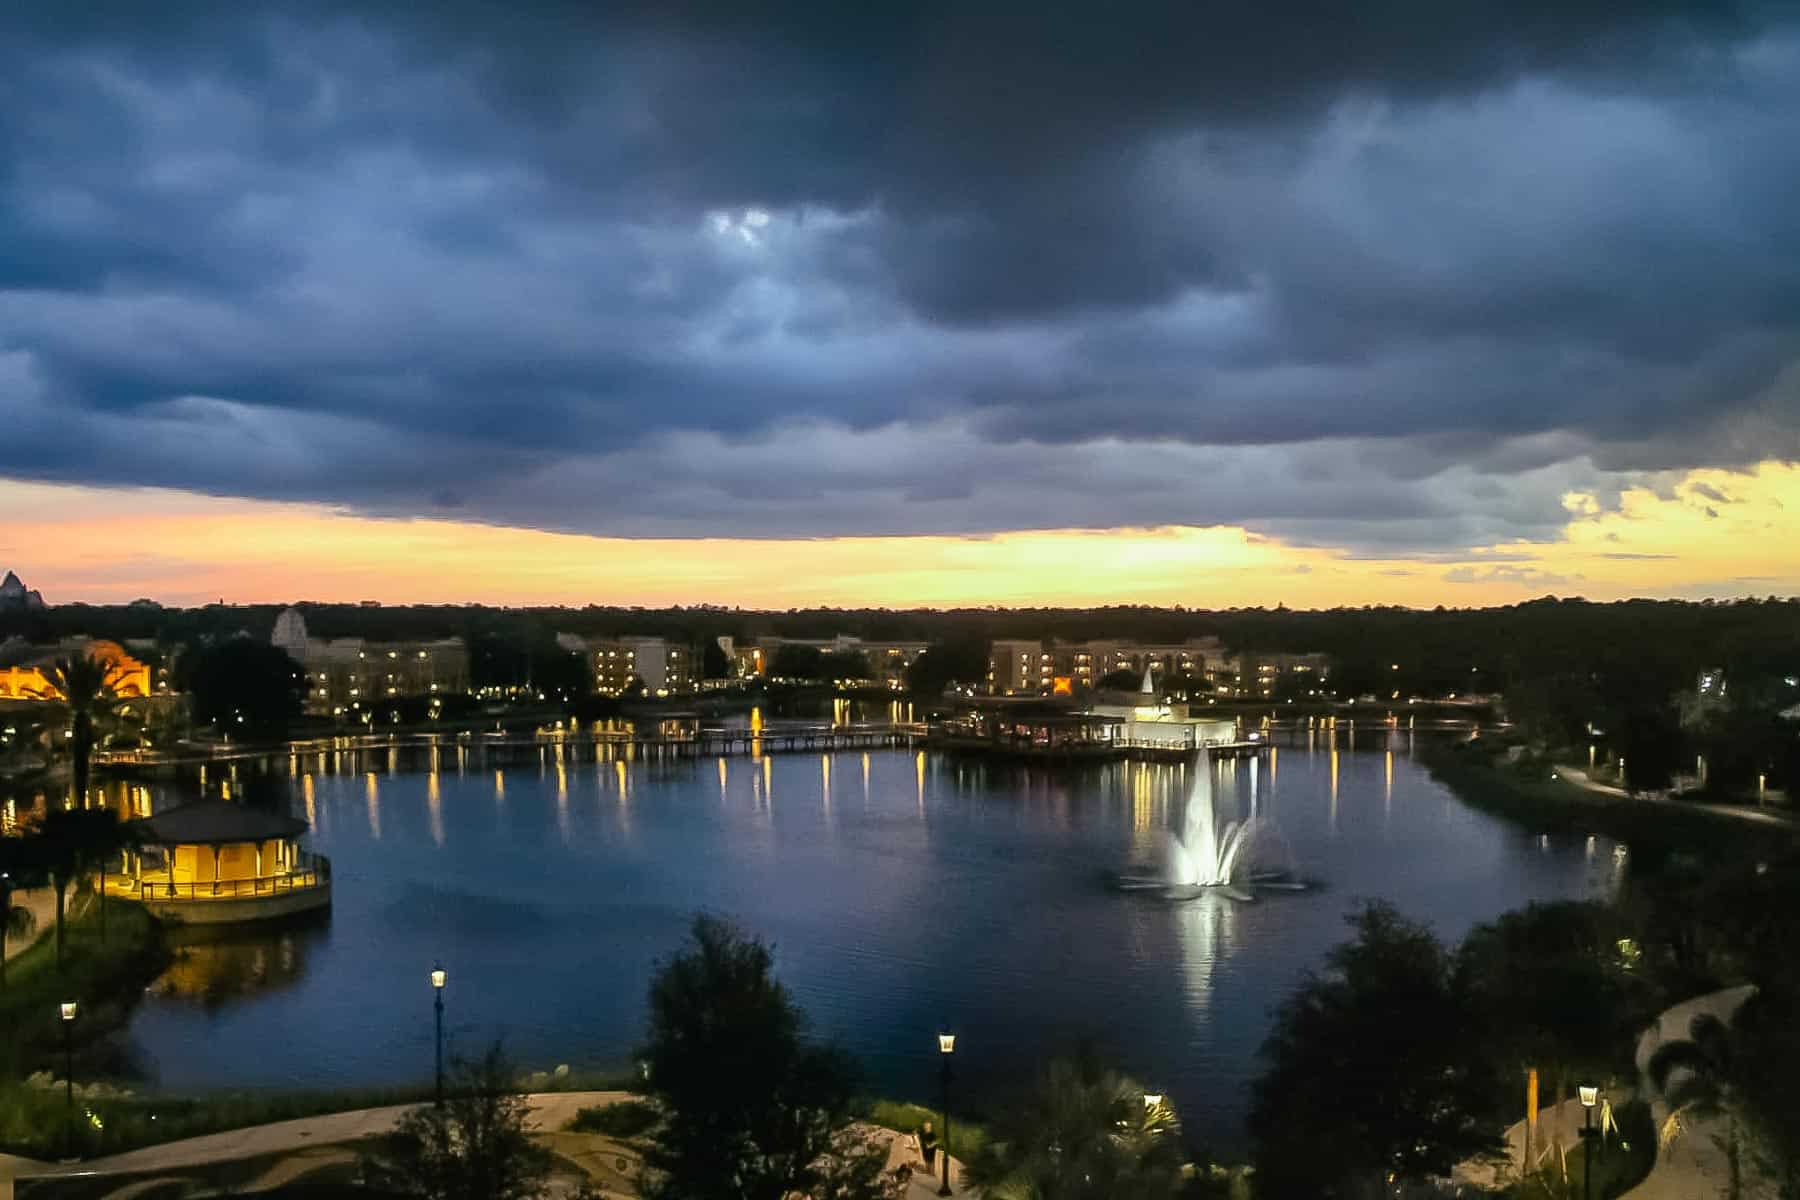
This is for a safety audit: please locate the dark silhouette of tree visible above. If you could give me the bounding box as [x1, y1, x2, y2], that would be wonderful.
[769, 643, 826, 680]
[701, 639, 732, 680]
[32, 652, 131, 809]
[963, 1051, 1186, 1200]
[817, 650, 871, 681]
[26, 807, 130, 968]
[639, 915, 887, 1200]
[1249, 902, 1501, 1198]
[905, 639, 990, 696]
[1456, 902, 1646, 1160]
[362, 1042, 556, 1200]
[180, 639, 305, 734]
[1096, 668, 1140, 690]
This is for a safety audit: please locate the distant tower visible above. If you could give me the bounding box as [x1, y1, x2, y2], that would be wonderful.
[272, 608, 310, 659]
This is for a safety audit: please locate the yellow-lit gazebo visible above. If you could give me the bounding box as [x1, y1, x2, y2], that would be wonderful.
[121, 800, 331, 924]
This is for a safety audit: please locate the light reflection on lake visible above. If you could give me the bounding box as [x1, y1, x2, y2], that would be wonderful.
[105, 738, 1622, 1151]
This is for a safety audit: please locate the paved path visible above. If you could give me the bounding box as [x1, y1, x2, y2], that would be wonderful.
[1622, 984, 1769, 1200]
[3, 887, 56, 963]
[2, 1091, 972, 1199]
[1554, 767, 1795, 831]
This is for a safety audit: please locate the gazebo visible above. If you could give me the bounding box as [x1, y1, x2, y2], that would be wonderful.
[121, 800, 332, 924]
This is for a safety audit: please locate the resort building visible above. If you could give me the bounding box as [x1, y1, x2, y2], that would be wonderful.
[0, 638, 154, 701]
[118, 798, 331, 924]
[738, 634, 929, 687]
[987, 638, 1235, 696]
[988, 639, 1054, 695]
[272, 608, 469, 715]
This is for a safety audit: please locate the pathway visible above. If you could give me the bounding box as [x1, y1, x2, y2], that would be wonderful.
[3, 887, 56, 963]
[1554, 767, 1795, 831]
[1, 1092, 973, 1199]
[1622, 983, 1770, 1200]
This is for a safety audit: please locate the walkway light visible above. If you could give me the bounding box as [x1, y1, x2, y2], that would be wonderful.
[432, 964, 447, 1107]
[1580, 1085, 1600, 1200]
[1143, 1093, 1163, 1110]
[937, 1029, 956, 1196]
[60, 1001, 77, 1159]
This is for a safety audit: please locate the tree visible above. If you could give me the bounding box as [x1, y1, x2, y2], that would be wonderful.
[362, 1042, 556, 1200]
[963, 1051, 1187, 1200]
[1733, 988, 1800, 1200]
[1096, 668, 1140, 691]
[817, 650, 871, 681]
[1248, 903, 1502, 1199]
[1648, 1010, 1750, 1200]
[32, 652, 132, 808]
[26, 807, 130, 968]
[905, 639, 990, 696]
[701, 639, 733, 680]
[640, 915, 888, 1200]
[181, 639, 305, 734]
[768, 644, 826, 681]
[1456, 901, 1647, 1150]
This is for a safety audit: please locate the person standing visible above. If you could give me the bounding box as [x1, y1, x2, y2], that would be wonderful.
[919, 1119, 939, 1171]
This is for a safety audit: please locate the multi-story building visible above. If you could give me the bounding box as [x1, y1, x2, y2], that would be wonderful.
[272, 609, 469, 715]
[1222, 651, 1333, 698]
[568, 635, 697, 696]
[1056, 638, 1228, 682]
[988, 639, 1054, 695]
[737, 634, 929, 687]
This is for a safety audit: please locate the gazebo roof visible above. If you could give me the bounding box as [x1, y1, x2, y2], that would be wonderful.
[133, 800, 308, 846]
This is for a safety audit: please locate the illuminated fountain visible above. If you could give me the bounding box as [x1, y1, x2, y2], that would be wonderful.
[1120, 750, 1304, 901]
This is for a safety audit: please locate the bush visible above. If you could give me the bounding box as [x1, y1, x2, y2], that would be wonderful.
[567, 1099, 660, 1139]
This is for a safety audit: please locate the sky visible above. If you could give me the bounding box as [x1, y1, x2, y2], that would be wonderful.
[4, 2, 1800, 608]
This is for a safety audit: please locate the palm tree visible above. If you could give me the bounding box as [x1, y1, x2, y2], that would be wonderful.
[31, 651, 131, 810]
[26, 807, 130, 969]
[1648, 1010, 1747, 1200]
[963, 1052, 1187, 1200]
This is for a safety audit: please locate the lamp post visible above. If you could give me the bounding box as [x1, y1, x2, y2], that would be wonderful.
[431, 964, 447, 1107]
[937, 1031, 955, 1196]
[1579, 1085, 1599, 1200]
[60, 1001, 77, 1160]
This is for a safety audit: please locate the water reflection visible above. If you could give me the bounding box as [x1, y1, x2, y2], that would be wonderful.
[1174, 894, 1237, 1011]
[152, 919, 325, 1013]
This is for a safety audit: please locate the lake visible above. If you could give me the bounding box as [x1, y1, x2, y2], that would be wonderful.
[112, 732, 1623, 1151]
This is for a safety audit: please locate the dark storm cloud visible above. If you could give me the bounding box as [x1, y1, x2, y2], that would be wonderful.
[2, 1, 1800, 547]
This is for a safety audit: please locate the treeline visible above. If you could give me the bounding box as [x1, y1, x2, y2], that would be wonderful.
[10, 596, 1800, 691]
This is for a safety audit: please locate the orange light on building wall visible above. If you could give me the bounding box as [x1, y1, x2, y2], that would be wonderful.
[1051, 676, 1074, 696]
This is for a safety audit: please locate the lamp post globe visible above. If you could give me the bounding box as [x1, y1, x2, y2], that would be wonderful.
[1579, 1085, 1599, 1200]
[431, 964, 447, 1107]
[60, 1001, 78, 1160]
[937, 1030, 955, 1196]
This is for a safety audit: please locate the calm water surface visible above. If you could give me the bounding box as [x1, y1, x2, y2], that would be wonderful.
[117, 735, 1623, 1150]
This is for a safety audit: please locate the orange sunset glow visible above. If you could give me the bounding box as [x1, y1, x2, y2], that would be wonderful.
[6, 461, 1796, 608]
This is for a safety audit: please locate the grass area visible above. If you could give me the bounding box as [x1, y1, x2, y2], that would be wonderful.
[0, 897, 171, 1079]
[862, 1098, 989, 1162]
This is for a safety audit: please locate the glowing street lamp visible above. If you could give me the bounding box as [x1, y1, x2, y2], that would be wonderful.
[431, 964, 447, 1107]
[60, 1001, 77, 1159]
[1580, 1086, 1600, 1200]
[937, 1031, 956, 1196]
